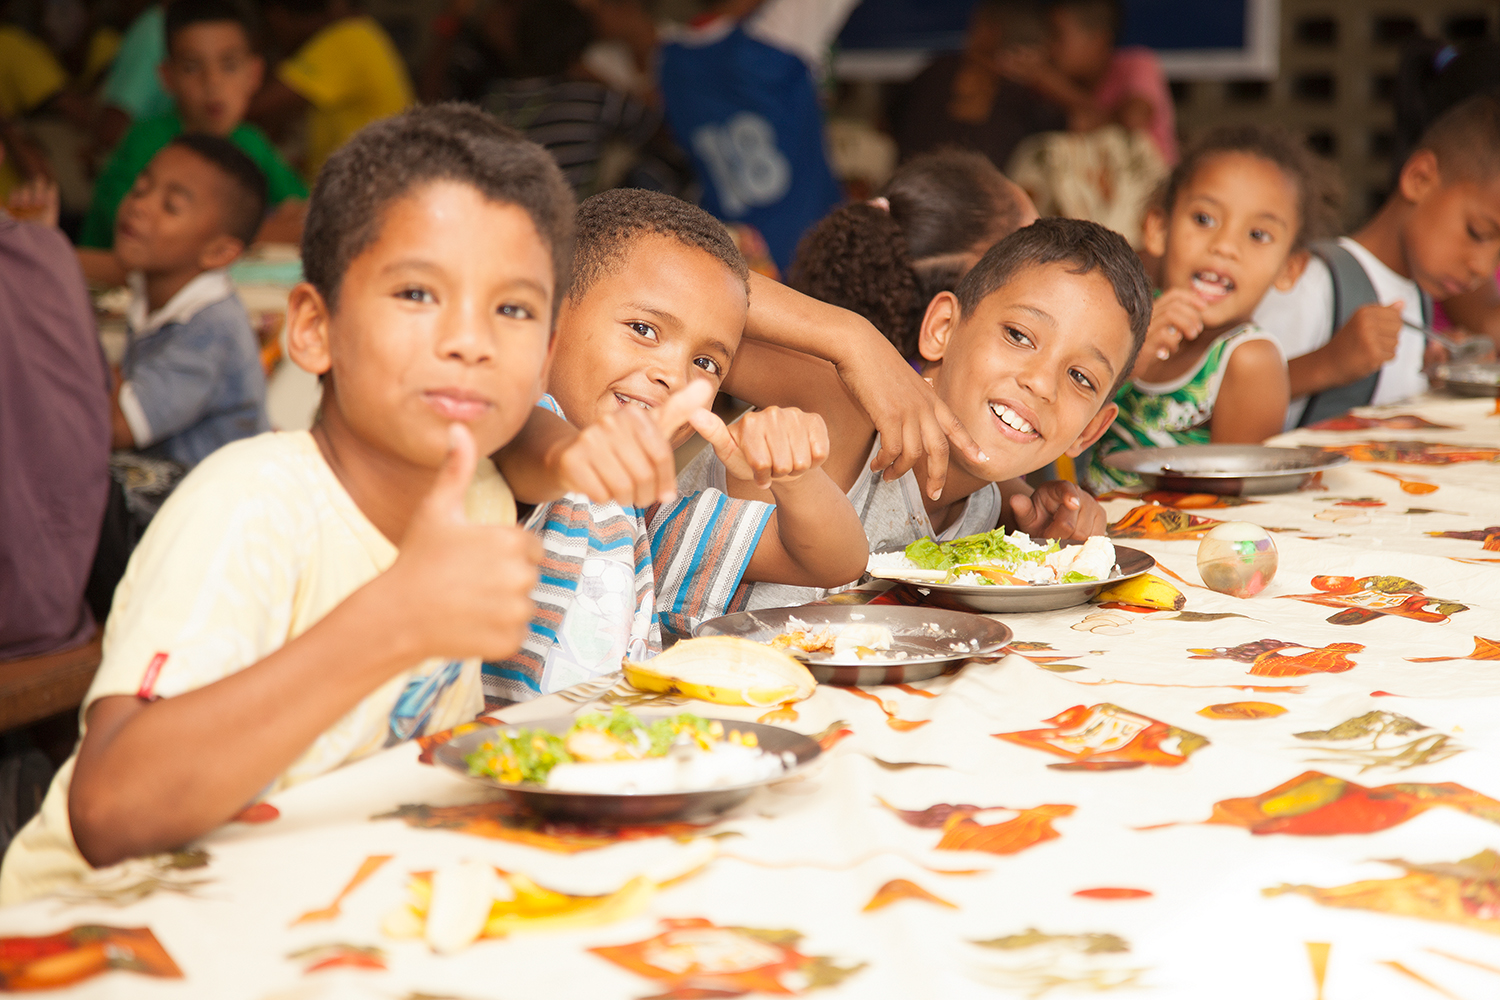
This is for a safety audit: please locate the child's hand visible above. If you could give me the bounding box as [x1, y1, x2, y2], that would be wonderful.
[690, 405, 830, 490]
[7, 177, 60, 228]
[1137, 288, 1204, 373]
[388, 424, 543, 661]
[555, 380, 715, 507]
[1329, 301, 1403, 381]
[1009, 481, 1108, 540]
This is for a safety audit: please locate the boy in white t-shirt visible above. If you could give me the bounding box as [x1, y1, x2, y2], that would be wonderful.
[0, 106, 679, 904]
[1254, 93, 1500, 427]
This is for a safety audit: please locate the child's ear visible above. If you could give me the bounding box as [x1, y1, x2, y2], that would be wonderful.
[1273, 248, 1310, 292]
[1398, 149, 1441, 204]
[199, 234, 244, 272]
[917, 291, 962, 364]
[1065, 401, 1118, 458]
[1141, 206, 1168, 260]
[285, 282, 333, 377]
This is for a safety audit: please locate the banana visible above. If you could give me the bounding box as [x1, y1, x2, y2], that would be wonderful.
[623, 635, 816, 707]
[1095, 573, 1186, 611]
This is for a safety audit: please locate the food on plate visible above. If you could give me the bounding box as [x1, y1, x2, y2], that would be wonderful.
[464, 708, 797, 794]
[866, 530, 1118, 587]
[1094, 573, 1186, 610]
[623, 635, 816, 706]
[770, 621, 898, 660]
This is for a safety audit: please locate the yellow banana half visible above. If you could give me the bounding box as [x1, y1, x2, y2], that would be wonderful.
[1095, 573, 1186, 611]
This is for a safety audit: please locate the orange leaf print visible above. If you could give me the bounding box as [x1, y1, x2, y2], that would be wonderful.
[1108, 504, 1222, 541]
[995, 704, 1208, 766]
[844, 686, 930, 731]
[1193, 771, 1500, 836]
[808, 720, 854, 751]
[863, 879, 958, 912]
[1198, 702, 1288, 720]
[936, 804, 1075, 855]
[1074, 887, 1153, 900]
[1408, 636, 1500, 663]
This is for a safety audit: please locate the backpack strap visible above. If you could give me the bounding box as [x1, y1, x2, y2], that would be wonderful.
[1297, 241, 1383, 427]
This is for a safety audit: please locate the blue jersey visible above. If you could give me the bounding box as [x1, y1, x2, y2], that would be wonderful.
[659, 23, 842, 272]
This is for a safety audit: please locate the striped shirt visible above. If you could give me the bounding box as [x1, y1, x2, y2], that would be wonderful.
[482, 397, 773, 706]
[483, 77, 660, 194]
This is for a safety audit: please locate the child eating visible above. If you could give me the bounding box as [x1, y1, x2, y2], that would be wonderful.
[0, 106, 571, 903]
[485, 188, 869, 703]
[1085, 125, 1340, 491]
[686, 217, 1151, 608]
[111, 134, 272, 469]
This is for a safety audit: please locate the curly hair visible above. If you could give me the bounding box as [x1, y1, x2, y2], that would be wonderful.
[788, 149, 1026, 356]
[569, 188, 747, 302]
[1157, 125, 1344, 251]
[302, 103, 576, 314]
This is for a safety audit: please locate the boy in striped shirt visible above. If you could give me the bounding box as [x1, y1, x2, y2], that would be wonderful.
[483, 189, 866, 705]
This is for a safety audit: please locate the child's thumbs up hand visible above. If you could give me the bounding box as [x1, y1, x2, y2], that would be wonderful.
[1331, 301, 1404, 382]
[692, 405, 829, 490]
[554, 380, 714, 508]
[388, 423, 541, 662]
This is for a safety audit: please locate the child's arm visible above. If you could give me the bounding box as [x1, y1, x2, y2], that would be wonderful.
[736, 273, 985, 500]
[495, 381, 715, 508]
[68, 427, 541, 866]
[1285, 301, 1403, 400]
[689, 405, 868, 589]
[1210, 340, 1290, 444]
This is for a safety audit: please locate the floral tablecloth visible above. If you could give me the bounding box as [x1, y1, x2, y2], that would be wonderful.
[3, 396, 1500, 999]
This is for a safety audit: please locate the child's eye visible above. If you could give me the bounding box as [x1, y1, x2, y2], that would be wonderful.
[693, 356, 723, 377]
[628, 321, 658, 342]
[498, 303, 532, 319]
[1005, 325, 1034, 347]
[1192, 211, 1214, 227]
[1249, 228, 1272, 244]
[1069, 368, 1097, 392]
[1468, 225, 1484, 242]
[395, 287, 435, 304]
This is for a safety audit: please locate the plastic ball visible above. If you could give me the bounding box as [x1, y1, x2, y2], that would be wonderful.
[1196, 521, 1278, 598]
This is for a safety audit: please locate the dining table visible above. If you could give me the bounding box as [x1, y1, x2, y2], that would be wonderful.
[3, 393, 1499, 999]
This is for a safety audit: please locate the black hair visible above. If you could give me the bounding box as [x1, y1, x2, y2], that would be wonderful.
[168, 133, 267, 246]
[955, 217, 1152, 394]
[1156, 125, 1343, 252]
[787, 149, 1026, 356]
[1044, 0, 1119, 38]
[301, 103, 576, 314]
[512, 0, 593, 78]
[1416, 90, 1500, 185]
[569, 188, 747, 302]
[165, 0, 255, 53]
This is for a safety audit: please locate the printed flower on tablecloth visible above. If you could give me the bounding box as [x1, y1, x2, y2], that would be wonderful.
[1107, 505, 1222, 540]
[880, 799, 1077, 854]
[995, 703, 1208, 768]
[1426, 525, 1500, 551]
[1279, 576, 1468, 625]
[1156, 771, 1500, 836]
[1188, 638, 1364, 676]
[1292, 711, 1461, 772]
[1265, 849, 1500, 934]
[1408, 636, 1500, 662]
[1095, 490, 1261, 509]
[1322, 440, 1500, 464]
[0, 926, 182, 990]
[590, 918, 865, 997]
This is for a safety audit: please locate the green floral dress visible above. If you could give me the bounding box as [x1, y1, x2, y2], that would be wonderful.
[1085, 324, 1283, 492]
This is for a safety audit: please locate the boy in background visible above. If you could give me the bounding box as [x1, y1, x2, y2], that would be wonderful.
[1255, 93, 1500, 427]
[250, 0, 414, 183]
[111, 134, 270, 468]
[81, 0, 308, 250]
[487, 188, 867, 702]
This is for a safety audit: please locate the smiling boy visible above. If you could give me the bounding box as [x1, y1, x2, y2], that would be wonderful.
[687, 217, 1151, 608]
[485, 188, 868, 702]
[0, 107, 573, 903]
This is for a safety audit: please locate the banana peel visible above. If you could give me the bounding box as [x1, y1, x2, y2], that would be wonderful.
[1095, 573, 1186, 611]
[624, 635, 816, 707]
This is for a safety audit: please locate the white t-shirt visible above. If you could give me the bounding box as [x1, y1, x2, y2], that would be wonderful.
[1252, 236, 1428, 429]
[0, 431, 512, 904]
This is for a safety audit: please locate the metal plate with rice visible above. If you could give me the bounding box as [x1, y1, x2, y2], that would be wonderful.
[1102, 444, 1349, 495]
[1429, 362, 1500, 398]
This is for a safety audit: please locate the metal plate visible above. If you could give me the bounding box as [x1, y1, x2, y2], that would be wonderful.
[434, 716, 821, 825]
[901, 544, 1156, 613]
[694, 605, 1013, 685]
[1430, 362, 1500, 398]
[1102, 444, 1350, 495]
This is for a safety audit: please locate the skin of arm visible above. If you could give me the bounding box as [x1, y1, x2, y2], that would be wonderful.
[77, 247, 127, 287]
[1285, 301, 1404, 399]
[109, 373, 136, 448]
[68, 427, 542, 866]
[1210, 338, 1290, 444]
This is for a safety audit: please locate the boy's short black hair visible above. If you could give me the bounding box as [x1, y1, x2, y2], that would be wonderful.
[569, 189, 748, 303]
[1417, 91, 1500, 185]
[168, 133, 267, 246]
[302, 103, 576, 314]
[954, 217, 1151, 394]
[165, 0, 255, 52]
